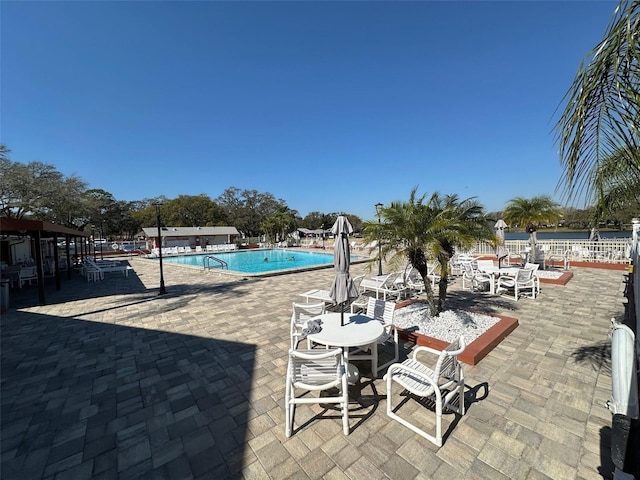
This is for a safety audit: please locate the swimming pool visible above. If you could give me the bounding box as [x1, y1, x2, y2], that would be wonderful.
[157, 249, 366, 275]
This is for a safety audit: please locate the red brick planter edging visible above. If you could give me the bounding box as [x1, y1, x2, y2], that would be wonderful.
[540, 271, 573, 285]
[394, 300, 519, 366]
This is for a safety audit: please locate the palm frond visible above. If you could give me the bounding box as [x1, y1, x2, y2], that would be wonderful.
[555, 0, 640, 204]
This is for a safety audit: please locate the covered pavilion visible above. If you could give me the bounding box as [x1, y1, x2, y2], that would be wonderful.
[0, 217, 88, 305]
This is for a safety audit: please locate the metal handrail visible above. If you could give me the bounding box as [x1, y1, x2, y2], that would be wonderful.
[204, 255, 228, 270]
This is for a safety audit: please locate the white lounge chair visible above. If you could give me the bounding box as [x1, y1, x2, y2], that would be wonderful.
[385, 336, 466, 446]
[360, 272, 407, 300]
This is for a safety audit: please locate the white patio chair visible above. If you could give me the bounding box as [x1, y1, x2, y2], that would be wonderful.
[347, 275, 370, 313]
[524, 262, 541, 295]
[285, 348, 349, 437]
[18, 265, 38, 287]
[547, 249, 571, 270]
[350, 297, 398, 377]
[496, 267, 536, 300]
[461, 262, 491, 292]
[290, 302, 326, 349]
[384, 336, 466, 447]
[385, 336, 466, 447]
[506, 250, 526, 267]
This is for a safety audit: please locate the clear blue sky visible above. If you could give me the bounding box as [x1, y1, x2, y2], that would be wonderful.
[2, 1, 617, 220]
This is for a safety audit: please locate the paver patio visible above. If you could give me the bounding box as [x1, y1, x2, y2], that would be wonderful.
[0, 255, 628, 479]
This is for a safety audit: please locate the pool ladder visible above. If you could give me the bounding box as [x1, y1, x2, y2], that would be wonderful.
[204, 255, 228, 270]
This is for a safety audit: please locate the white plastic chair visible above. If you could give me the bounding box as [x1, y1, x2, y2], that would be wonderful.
[461, 262, 491, 292]
[290, 302, 325, 349]
[350, 297, 398, 377]
[385, 336, 466, 447]
[524, 262, 541, 295]
[285, 348, 349, 437]
[547, 249, 571, 270]
[18, 265, 38, 287]
[496, 267, 536, 300]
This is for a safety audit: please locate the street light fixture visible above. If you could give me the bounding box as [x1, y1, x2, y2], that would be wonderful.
[153, 203, 167, 295]
[375, 203, 383, 276]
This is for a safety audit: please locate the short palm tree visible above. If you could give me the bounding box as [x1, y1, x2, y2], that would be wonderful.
[502, 196, 562, 264]
[363, 187, 494, 316]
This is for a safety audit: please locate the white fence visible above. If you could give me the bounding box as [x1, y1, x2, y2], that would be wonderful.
[472, 238, 633, 264]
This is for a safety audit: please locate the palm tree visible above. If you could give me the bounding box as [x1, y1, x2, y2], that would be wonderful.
[363, 187, 494, 316]
[555, 0, 640, 206]
[502, 196, 562, 264]
[589, 146, 640, 224]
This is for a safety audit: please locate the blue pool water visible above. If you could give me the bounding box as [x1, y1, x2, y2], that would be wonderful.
[159, 249, 364, 274]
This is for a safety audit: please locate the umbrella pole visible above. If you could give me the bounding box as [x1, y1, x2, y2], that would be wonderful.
[341, 303, 344, 327]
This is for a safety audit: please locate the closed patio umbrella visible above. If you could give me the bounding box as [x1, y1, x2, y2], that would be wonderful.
[495, 219, 508, 268]
[329, 215, 359, 326]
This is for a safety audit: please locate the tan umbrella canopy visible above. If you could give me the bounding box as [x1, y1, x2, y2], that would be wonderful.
[329, 215, 359, 326]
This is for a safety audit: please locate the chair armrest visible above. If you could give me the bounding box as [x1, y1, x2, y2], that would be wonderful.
[411, 345, 442, 359]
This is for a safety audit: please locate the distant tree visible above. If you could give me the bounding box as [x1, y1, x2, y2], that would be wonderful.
[43, 176, 91, 229]
[345, 214, 363, 233]
[261, 206, 298, 243]
[216, 187, 286, 237]
[302, 211, 337, 230]
[560, 207, 592, 229]
[0, 155, 87, 222]
[161, 194, 226, 227]
[363, 188, 494, 316]
[502, 196, 562, 264]
[0, 144, 10, 161]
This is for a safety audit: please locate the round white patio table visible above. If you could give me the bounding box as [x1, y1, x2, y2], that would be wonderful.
[306, 312, 384, 381]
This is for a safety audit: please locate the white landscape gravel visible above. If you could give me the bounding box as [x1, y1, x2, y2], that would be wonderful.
[534, 270, 565, 279]
[394, 302, 500, 344]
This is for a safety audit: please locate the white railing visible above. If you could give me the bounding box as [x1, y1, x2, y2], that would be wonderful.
[472, 238, 633, 264]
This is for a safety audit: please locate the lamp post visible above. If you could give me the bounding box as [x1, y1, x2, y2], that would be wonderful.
[100, 223, 104, 260]
[321, 224, 325, 249]
[375, 203, 383, 276]
[154, 203, 167, 295]
[91, 224, 95, 259]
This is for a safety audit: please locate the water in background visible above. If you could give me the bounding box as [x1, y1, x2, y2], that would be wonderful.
[504, 231, 631, 240]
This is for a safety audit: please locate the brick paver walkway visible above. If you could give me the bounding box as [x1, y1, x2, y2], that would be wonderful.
[0, 255, 627, 479]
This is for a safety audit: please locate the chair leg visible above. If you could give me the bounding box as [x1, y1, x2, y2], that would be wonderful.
[285, 377, 293, 437]
[341, 368, 349, 435]
[386, 378, 443, 447]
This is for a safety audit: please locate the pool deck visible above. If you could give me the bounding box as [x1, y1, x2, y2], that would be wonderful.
[0, 255, 628, 479]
